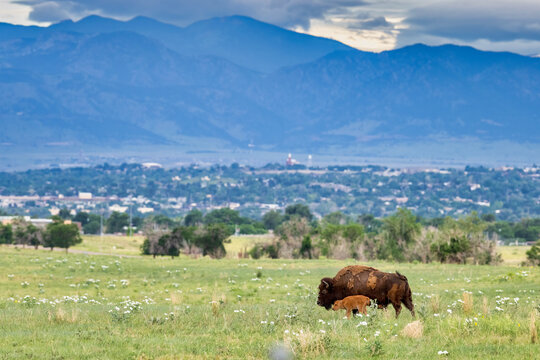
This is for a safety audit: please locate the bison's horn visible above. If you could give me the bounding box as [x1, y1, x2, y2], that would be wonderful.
[322, 280, 330, 288]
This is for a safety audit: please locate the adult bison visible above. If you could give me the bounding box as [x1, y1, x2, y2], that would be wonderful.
[317, 265, 415, 318]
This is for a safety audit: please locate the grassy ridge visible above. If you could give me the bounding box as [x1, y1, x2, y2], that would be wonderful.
[0, 246, 538, 359]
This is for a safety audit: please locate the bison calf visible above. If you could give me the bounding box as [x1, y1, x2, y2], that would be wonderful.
[317, 265, 415, 318]
[332, 295, 371, 319]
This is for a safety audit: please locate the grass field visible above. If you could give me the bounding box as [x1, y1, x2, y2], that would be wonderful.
[224, 235, 274, 256]
[75, 235, 145, 256]
[497, 246, 532, 265]
[1, 244, 538, 359]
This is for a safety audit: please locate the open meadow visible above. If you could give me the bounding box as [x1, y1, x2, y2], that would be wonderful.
[1, 241, 539, 360]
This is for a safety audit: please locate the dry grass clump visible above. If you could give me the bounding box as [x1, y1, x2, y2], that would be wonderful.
[463, 292, 473, 314]
[531, 311, 538, 344]
[430, 294, 440, 313]
[284, 329, 327, 357]
[211, 294, 226, 317]
[170, 292, 183, 305]
[48, 307, 79, 323]
[401, 320, 423, 339]
[482, 297, 489, 315]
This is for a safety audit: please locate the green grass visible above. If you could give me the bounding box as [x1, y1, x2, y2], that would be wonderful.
[0, 246, 538, 359]
[498, 246, 532, 265]
[225, 235, 274, 256]
[73, 235, 144, 256]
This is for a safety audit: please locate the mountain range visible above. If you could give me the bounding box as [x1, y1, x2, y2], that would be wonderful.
[0, 15, 539, 163]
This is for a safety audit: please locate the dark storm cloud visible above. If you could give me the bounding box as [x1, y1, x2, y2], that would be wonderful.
[26, 1, 80, 22]
[404, 0, 540, 42]
[349, 16, 394, 30]
[16, 0, 368, 28]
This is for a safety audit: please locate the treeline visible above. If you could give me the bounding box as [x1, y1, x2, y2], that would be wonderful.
[251, 206, 505, 265]
[0, 216, 81, 252]
[136, 204, 539, 265]
[58, 207, 267, 236]
[139, 208, 270, 258]
[3, 204, 539, 264]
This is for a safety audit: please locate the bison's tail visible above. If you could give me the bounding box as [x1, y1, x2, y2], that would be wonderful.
[396, 271, 408, 282]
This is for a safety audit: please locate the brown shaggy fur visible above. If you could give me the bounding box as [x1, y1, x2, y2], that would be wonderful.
[317, 265, 415, 318]
[332, 295, 371, 319]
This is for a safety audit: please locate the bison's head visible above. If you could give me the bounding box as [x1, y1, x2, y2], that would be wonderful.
[332, 300, 343, 311]
[317, 277, 335, 310]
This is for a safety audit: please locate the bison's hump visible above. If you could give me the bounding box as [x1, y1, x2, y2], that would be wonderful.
[334, 265, 378, 281]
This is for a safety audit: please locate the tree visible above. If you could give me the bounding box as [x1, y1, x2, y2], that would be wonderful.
[276, 217, 312, 258]
[486, 221, 515, 241]
[431, 236, 471, 264]
[106, 212, 129, 234]
[170, 226, 199, 256]
[45, 221, 82, 252]
[73, 212, 90, 226]
[195, 224, 230, 258]
[83, 220, 101, 235]
[526, 241, 540, 266]
[204, 208, 244, 225]
[12, 218, 43, 249]
[514, 218, 540, 242]
[26, 224, 43, 249]
[154, 233, 181, 259]
[0, 224, 13, 245]
[141, 222, 170, 258]
[300, 235, 313, 259]
[58, 208, 72, 220]
[150, 214, 177, 229]
[284, 204, 313, 221]
[322, 211, 349, 225]
[184, 209, 203, 226]
[13, 218, 31, 247]
[381, 208, 421, 261]
[262, 210, 284, 230]
[358, 214, 383, 234]
[431, 213, 498, 265]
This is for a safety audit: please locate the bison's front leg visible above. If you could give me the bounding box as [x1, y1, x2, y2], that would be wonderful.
[392, 303, 402, 318]
[359, 304, 367, 315]
[346, 309, 352, 319]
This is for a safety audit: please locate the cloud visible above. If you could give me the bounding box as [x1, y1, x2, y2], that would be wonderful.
[349, 16, 394, 30]
[9, 0, 540, 55]
[26, 1, 77, 22]
[403, 0, 540, 42]
[15, 0, 368, 29]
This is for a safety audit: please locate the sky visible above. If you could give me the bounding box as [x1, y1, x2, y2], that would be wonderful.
[2, 0, 540, 55]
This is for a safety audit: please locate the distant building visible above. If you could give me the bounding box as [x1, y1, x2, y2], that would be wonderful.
[286, 153, 298, 166]
[109, 204, 128, 213]
[137, 207, 154, 214]
[0, 216, 53, 228]
[142, 162, 162, 169]
[228, 202, 240, 210]
[78, 192, 92, 200]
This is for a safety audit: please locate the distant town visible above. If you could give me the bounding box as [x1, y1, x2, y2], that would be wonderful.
[0, 158, 538, 224]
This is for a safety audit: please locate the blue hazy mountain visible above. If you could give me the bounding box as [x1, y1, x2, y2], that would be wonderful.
[0, 15, 539, 156]
[48, 15, 353, 73]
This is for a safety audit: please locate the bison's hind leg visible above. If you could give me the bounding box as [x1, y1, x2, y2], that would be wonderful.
[403, 298, 415, 318]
